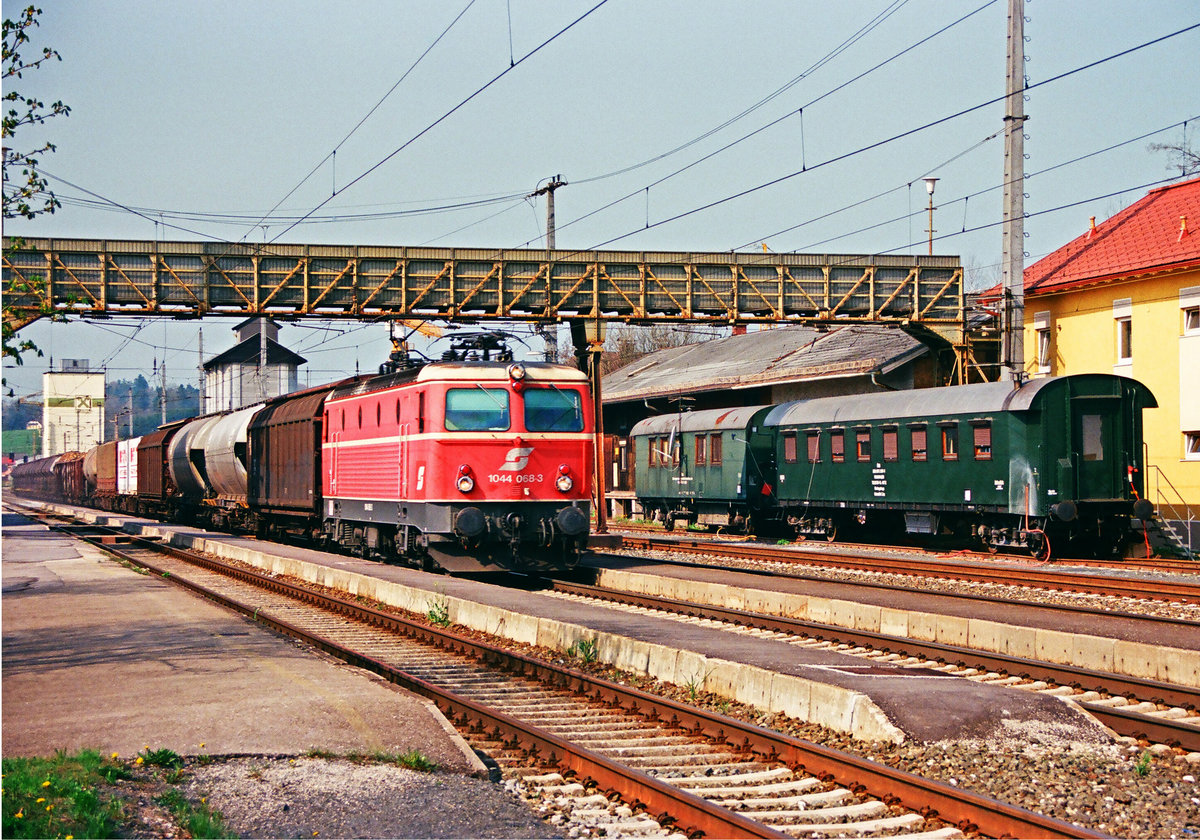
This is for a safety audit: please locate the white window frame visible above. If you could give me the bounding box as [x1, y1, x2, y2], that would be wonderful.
[1186, 432, 1200, 461]
[1113, 298, 1133, 367]
[1183, 286, 1200, 335]
[1033, 310, 1051, 373]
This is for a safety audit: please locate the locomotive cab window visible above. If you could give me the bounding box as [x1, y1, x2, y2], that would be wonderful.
[709, 434, 722, 465]
[524, 387, 584, 432]
[444, 387, 510, 431]
[971, 421, 992, 460]
[940, 422, 959, 461]
[831, 429, 845, 463]
[783, 431, 798, 464]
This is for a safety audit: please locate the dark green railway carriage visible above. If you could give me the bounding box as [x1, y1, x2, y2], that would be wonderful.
[764, 374, 1156, 558]
[631, 405, 776, 532]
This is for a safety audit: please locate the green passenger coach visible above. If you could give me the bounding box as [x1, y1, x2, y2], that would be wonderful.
[631, 405, 777, 533]
[763, 373, 1156, 558]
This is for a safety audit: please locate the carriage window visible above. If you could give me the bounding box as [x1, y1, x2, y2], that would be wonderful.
[783, 432, 798, 464]
[396, 399, 401, 423]
[941, 424, 959, 461]
[672, 437, 680, 467]
[376, 404, 381, 426]
[357, 406, 363, 429]
[910, 426, 927, 461]
[524, 387, 584, 432]
[1081, 414, 1105, 461]
[695, 434, 707, 466]
[882, 428, 898, 462]
[831, 430, 845, 463]
[418, 392, 425, 433]
[710, 434, 722, 465]
[856, 429, 871, 462]
[444, 387, 510, 431]
[807, 431, 821, 463]
[972, 422, 992, 460]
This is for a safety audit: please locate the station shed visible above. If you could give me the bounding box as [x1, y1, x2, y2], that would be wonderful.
[600, 324, 940, 518]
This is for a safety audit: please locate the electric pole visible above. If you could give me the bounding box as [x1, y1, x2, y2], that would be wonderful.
[1001, 0, 1027, 380]
[531, 175, 566, 363]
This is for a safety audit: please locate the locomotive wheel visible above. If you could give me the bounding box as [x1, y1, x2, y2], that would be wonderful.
[824, 523, 837, 543]
[664, 512, 676, 532]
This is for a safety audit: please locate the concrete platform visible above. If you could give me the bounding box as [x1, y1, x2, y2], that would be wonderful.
[31, 502, 1132, 747]
[0, 510, 485, 773]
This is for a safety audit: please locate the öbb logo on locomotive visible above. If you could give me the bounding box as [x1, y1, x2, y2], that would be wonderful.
[498, 447, 535, 472]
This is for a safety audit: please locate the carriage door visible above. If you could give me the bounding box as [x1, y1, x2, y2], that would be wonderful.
[1072, 398, 1121, 500]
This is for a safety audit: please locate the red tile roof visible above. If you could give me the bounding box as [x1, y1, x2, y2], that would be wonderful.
[1023, 175, 1200, 296]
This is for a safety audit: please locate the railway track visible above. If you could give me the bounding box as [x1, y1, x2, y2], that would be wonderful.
[615, 535, 1200, 604]
[611, 524, 1197, 574]
[542, 579, 1200, 753]
[21, 510, 1105, 839]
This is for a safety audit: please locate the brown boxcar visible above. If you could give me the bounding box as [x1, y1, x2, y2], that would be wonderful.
[94, 440, 118, 502]
[247, 384, 339, 528]
[137, 423, 184, 511]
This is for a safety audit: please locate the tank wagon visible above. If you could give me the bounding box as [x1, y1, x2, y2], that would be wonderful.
[633, 374, 1156, 559]
[8, 332, 596, 574]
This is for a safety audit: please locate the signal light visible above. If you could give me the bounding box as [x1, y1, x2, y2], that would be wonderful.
[457, 464, 475, 493]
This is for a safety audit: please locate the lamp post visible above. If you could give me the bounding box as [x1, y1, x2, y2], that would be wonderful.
[924, 177, 938, 256]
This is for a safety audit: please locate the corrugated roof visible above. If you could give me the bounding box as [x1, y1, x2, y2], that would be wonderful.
[601, 325, 928, 403]
[1024, 175, 1200, 295]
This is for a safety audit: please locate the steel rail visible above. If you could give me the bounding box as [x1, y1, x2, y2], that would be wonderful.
[60, 525, 1106, 840]
[616, 536, 1200, 604]
[547, 579, 1200, 752]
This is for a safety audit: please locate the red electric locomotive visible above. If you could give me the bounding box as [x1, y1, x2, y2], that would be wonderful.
[321, 334, 594, 572]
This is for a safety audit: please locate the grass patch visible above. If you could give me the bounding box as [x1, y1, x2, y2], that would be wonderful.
[3, 748, 229, 840]
[2, 749, 126, 839]
[376, 750, 439, 773]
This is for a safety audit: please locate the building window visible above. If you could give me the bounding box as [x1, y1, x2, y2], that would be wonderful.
[1185, 306, 1200, 335]
[783, 431, 798, 464]
[941, 424, 959, 461]
[709, 434, 722, 465]
[882, 428, 898, 462]
[695, 434, 707, 466]
[856, 429, 871, 462]
[831, 430, 845, 463]
[1036, 327, 1051, 371]
[972, 422, 992, 460]
[1116, 316, 1132, 362]
[807, 431, 821, 463]
[1186, 432, 1200, 461]
[910, 425, 927, 461]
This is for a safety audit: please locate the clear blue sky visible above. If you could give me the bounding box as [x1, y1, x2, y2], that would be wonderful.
[4, 0, 1197, 399]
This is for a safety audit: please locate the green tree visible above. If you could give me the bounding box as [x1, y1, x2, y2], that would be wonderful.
[3, 5, 70, 374]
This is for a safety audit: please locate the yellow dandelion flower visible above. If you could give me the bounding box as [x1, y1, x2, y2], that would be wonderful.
[66, 836, 74, 839]
[41, 780, 51, 787]
[199, 742, 205, 748]
[13, 810, 23, 819]
[45, 804, 54, 812]
[135, 757, 144, 765]
[36, 797, 45, 804]
[111, 752, 119, 760]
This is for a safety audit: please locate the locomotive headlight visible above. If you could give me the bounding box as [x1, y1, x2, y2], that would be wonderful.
[457, 464, 475, 493]
[507, 363, 527, 381]
[555, 464, 573, 492]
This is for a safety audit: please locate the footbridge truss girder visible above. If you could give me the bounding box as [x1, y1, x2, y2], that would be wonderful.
[3, 238, 964, 338]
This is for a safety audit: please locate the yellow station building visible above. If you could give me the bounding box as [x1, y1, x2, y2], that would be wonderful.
[1020, 175, 1199, 552]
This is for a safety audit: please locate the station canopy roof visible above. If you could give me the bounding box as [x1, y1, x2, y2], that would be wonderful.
[601, 324, 929, 404]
